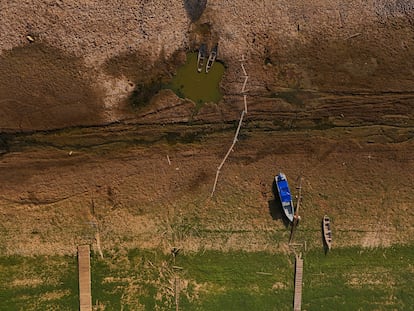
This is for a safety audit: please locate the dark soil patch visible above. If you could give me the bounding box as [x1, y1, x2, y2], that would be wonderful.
[104, 49, 186, 109]
[0, 134, 9, 155]
[0, 43, 104, 131]
[262, 15, 414, 92]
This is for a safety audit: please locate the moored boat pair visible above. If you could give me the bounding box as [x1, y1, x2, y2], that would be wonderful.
[274, 172, 333, 250]
[197, 44, 218, 73]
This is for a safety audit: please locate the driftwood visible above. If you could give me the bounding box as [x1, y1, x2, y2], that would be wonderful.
[347, 32, 362, 40]
[211, 56, 249, 197]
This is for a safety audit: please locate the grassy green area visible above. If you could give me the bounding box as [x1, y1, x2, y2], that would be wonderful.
[0, 246, 413, 310]
[175, 251, 292, 311]
[303, 246, 414, 311]
[167, 52, 224, 104]
[0, 255, 78, 310]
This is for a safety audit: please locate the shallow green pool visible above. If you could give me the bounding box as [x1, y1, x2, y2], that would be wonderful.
[167, 52, 224, 104]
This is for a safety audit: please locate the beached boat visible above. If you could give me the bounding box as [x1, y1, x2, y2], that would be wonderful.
[274, 173, 295, 222]
[323, 215, 332, 250]
[197, 44, 207, 73]
[205, 44, 218, 73]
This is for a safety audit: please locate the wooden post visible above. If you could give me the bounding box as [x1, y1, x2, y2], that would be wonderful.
[289, 176, 303, 243]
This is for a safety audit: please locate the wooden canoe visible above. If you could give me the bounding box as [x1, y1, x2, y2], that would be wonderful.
[205, 44, 218, 73]
[323, 215, 332, 250]
[197, 44, 207, 73]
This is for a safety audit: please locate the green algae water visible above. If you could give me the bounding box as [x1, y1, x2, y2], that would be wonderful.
[168, 52, 224, 103]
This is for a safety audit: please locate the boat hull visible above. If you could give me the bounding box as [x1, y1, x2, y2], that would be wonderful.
[274, 173, 295, 222]
[197, 44, 207, 73]
[205, 44, 218, 73]
[197, 55, 205, 73]
[323, 215, 332, 249]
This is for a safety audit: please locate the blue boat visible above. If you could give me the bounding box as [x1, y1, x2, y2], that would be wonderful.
[275, 173, 295, 222]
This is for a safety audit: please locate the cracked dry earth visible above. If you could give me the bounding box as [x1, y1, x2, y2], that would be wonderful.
[0, 0, 413, 255]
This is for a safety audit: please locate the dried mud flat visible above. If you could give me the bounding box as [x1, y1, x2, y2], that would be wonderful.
[0, 1, 413, 255]
[0, 123, 413, 255]
[0, 1, 413, 129]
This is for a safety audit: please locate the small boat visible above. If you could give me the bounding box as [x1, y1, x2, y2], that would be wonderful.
[274, 173, 295, 222]
[323, 215, 332, 250]
[197, 44, 207, 73]
[205, 44, 218, 73]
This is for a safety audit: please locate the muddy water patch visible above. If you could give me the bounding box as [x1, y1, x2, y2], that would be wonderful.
[166, 52, 224, 105]
[105, 50, 224, 109]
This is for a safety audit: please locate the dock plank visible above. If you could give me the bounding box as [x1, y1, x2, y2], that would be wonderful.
[78, 245, 92, 311]
[294, 256, 303, 311]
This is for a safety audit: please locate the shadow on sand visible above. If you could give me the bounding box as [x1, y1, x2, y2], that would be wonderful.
[183, 0, 207, 22]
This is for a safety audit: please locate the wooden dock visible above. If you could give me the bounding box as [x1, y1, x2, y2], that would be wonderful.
[293, 256, 303, 311]
[78, 245, 92, 311]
